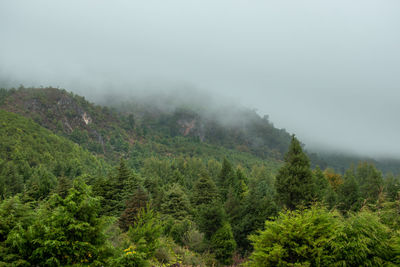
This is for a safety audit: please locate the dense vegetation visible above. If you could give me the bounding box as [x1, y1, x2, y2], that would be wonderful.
[1, 87, 400, 266]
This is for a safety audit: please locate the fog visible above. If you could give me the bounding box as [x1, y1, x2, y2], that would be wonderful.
[1, 0, 400, 158]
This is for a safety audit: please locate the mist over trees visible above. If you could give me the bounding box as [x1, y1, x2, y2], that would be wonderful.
[1, 87, 400, 265]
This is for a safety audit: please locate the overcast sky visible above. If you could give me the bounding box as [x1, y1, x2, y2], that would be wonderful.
[1, 0, 400, 157]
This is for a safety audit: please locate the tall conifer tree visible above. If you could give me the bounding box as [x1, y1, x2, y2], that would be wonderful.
[275, 135, 315, 209]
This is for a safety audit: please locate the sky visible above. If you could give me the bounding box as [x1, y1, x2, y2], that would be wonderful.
[1, 0, 400, 158]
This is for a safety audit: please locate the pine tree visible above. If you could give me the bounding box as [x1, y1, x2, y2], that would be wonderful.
[337, 170, 361, 213]
[218, 158, 236, 201]
[29, 178, 112, 265]
[161, 183, 191, 220]
[119, 186, 149, 232]
[356, 162, 384, 203]
[197, 200, 226, 240]
[210, 222, 237, 265]
[275, 135, 315, 209]
[384, 173, 400, 201]
[192, 173, 218, 206]
[313, 166, 329, 202]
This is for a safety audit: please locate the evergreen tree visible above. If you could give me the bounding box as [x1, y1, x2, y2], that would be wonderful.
[10, 178, 113, 266]
[234, 176, 278, 252]
[337, 169, 362, 213]
[0, 196, 34, 265]
[191, 173, 218, 206]
[356, 162, 384, 203]
[235, 168, 249, 200]
[275, 136, 315, 209]
[127, 206, 163, 259]
[119, 186, 149, 232]
[161, 183, 191, 220]
[54, 176, 72, 199]
[384, 173, 400, 201]
[218, 158, 236, 201]
[313, 166, 329, 202]
[248, 206, 341, 267]
[197, 200, 226, 240]
[210, 222, 237, 265]
[25, 165, 57, 200]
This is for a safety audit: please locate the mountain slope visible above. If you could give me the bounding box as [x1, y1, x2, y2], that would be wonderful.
[0, 87, 286, 171]
[0, 109, 109, 197]
[1, 87, 400, 174]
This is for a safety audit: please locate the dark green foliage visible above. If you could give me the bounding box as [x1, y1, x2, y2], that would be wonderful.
[191, 173, 219, 206]
[196, 201, 226, 240]
[168, 218, 197, 246]
[233, 175, 278, 252]
[24, 165, 57, 201]
[210, 223, 237, 265]
[275, 136, 315, 209]
[119, 186, 149, 232]
[337, 169, 362, 213]
[93, 159, 140, 216]
[313, 166, 329, 202]
[218, 158, 236, 201]
[54, 176, 72, 199]
[356, 162, 384, 203]
[384, 173, 400, 201]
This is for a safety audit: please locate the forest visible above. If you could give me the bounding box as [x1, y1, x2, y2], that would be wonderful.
[1, 87, 400, 266]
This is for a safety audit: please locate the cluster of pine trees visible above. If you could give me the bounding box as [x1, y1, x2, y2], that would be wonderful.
[2, 96, 400, 265]
[2, 132, 400, 266]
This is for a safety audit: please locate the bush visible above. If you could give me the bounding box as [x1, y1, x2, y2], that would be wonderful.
[248, 206, 399, 266]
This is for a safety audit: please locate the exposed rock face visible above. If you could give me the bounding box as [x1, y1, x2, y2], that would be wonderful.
[177, 118, 205, 141]
[82, 112, 92, 125]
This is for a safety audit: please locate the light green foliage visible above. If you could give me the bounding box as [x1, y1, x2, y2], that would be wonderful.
[333, 210, 396, 266]
[275, 136, 315, 209]
[0, 109, 108, 199]
[0, 196, 33, 265]
[127, 206, 163, 259]
[161, 183, 192, 220]
[248, 206, 399, 267]
[0, 179, 112, 266]
[112, 245, 149, 267]
[248, 206, 340, 266]
[28, 178, 112, 266]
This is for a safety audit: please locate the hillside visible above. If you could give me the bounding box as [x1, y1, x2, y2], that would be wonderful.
[1, 87, 400, 175]
[0, 109, 109, 198]
[0, 87, 285, 172]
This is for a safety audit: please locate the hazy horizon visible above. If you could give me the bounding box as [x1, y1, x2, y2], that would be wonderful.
[1, 0, 399, 158]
